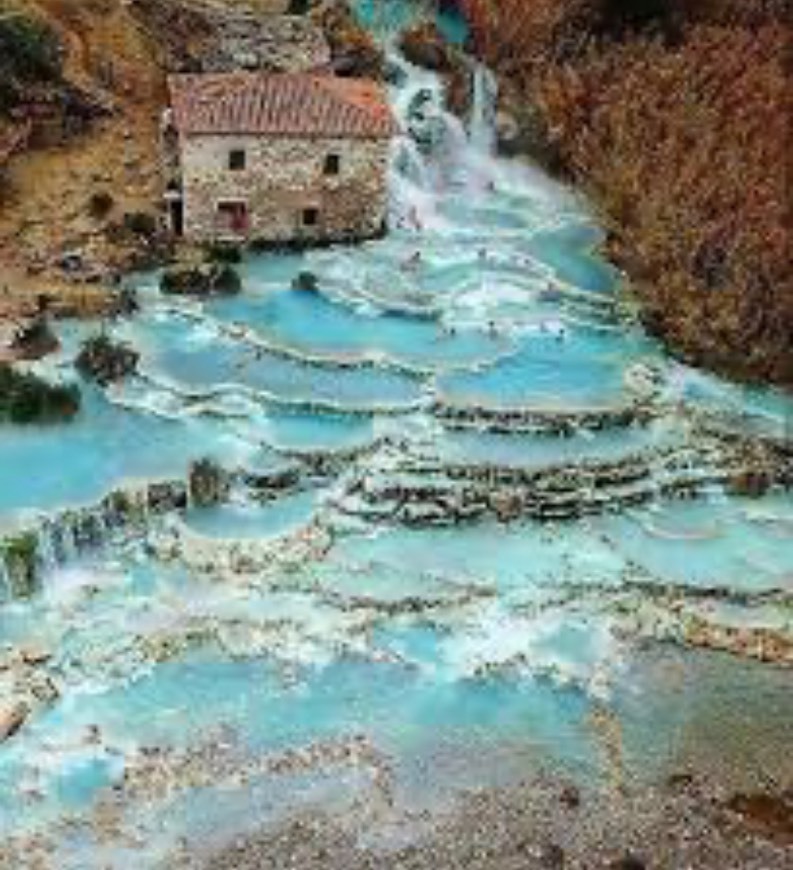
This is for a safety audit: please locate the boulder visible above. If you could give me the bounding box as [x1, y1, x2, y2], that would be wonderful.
[0, 701, 29, 743]
[292, 270, 319, 292]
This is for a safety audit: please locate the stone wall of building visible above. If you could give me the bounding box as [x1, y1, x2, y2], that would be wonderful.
[181, 134, 392, 244]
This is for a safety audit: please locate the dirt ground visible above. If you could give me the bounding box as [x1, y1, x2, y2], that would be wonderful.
[0, 0, 171, 327]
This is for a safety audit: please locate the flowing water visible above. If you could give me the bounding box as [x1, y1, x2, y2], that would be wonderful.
[1, 4, 792, 865]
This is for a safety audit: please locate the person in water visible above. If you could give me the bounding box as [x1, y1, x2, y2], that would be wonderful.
[402, 251, 423, 271]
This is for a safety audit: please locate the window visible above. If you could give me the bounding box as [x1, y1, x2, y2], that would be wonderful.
[302, 208, 319, 227]
[323, 154, 340, 176]
[228, 149, 246, 171]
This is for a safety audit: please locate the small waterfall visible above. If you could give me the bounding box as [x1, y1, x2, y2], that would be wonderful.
[470, 63, 498, 154]
[37, 519, 59, 575]
[0, 478, 193, 603]
[0, 552, 10, 601]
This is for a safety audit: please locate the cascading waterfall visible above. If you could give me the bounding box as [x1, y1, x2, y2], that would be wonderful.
[0, 552, 10, 601]
[469, 63, 499, 154]
[387, 50, 507, 241]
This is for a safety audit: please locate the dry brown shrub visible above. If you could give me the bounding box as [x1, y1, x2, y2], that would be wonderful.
[462, 0, 792, 385]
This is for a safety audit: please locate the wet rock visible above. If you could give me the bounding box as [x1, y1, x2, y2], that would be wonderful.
[27, 672, 59, 704]
[400, 22, 457, 73]
[247, 467, 302, 495]
[383, 58, 408, 87]
[292, 271, 319, 293]
[75, 334, 139, 387]
[0, 701, 29, 743]
[728, 469, 772, 498]
[109, 287, 140, 318]
[161, 263, 242, 297]
[490, 490, 523, 522]
[406, 88, 451, 155]
[189, 458, 231, 508]
[19, 646, 51, 667]
[147, 481, 188, 513]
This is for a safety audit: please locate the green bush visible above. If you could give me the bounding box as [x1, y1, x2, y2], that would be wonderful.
[206, 243, 242, 264]
[0, 7, 62, 113]
[288, 0, 312, 14]
[161, 263, 242, 297]
[213, 264, 242, 294]
[75, 334, 139, 386]
[123, 211, 158, 238]
[3, 530, 40, 597]
[0, 364, 80, 424]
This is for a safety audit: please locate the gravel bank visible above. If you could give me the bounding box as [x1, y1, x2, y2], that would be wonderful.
[201, 774, 793, 869]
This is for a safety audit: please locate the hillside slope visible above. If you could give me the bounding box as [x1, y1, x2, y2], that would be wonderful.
[0, 0, 172, 313]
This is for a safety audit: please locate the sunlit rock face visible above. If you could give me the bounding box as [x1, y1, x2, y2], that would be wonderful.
[0, 1, 791, 864]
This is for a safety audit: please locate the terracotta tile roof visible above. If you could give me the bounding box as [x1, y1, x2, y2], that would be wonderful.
[168, 72, 399, 139]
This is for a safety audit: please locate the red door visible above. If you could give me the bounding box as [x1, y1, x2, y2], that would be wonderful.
[217, 201, 249, 235]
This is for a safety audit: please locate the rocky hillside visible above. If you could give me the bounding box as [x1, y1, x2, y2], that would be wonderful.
[0, 0, 175, 315]
[0, 0, 368, 320]
[457, 0, 792, 389]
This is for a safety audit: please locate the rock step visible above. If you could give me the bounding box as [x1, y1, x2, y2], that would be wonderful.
[433, 400, 661, 435]
[339, 438, 790, 526]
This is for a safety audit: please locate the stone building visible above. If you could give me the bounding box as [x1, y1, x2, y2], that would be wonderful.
[165, 72, 398, 245]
